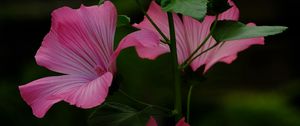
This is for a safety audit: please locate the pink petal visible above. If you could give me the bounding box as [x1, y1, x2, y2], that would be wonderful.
[184, 0, 264, 72]
[133, 1, 169, 39]
[36, 1, 117, 77]
[183, 0, 240, 58]
[19, 72, 113, 118]
[113, 30, 169, 60]
[129, 0, 263, 74]
[187, 18, 264, 72]
[183, 16, 217, 71]
[146, 116, 158, 126]
[133, 1, 189, 63]
[176, 118, 190, 126]
[203, 23, 264, 72]
[191, 21, 264, 72]
[146, 117, 189, 126]
[218, 0, 240, 20]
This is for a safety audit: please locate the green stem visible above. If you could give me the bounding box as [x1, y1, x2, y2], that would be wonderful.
[118, 89, 171, 112]
[180, 15, 219, 69]
[167, 12, 182, 120]
[186, 85, 194, 123]
[145, 14, 170, 42]
[181, 42, 220, 69]
[135, 0, 169, 42]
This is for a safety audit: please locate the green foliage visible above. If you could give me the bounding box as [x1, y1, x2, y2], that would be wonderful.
[117, 15, 131, 28]
[88, 102, 148, 126]
[161, 0, 208, 21]
[160, 0, 233, 20]
[88, 102, 170, 126]
[158, 0, 171, 8]
[98, 0, 104, 5]
[211, 21, 288, 42]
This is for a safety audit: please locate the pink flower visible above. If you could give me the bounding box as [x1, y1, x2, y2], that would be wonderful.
[19, 1, 162, 118]
[133, 0, 264, 72]
[146, 116, 189, 126]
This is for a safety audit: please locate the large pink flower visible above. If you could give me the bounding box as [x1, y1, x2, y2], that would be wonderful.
[133, 0, 264, 72]
[146, 116, 189, 126]
[19, 1, 163, 118]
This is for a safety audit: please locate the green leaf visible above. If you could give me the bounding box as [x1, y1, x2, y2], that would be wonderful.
[211, 21, 288, 42]
[88, 102, 145, 126]
[98, 0, 104, 5]
[88, 102, 169, 126]
[162, 0, 208, 21]
[207, 0, 231, 15]
[159, 0, 171, 7]
[117, 15, 131, 28]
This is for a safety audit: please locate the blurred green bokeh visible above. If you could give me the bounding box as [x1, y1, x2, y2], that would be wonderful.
[0, 0, 298, 126]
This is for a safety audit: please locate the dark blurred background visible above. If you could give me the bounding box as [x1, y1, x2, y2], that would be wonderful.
[0, 0, 298, 126]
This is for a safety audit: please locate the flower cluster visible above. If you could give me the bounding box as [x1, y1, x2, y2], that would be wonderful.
[18, 0, 285, 125]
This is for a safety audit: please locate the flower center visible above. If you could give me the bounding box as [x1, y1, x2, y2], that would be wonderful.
[95, 66, 105, 76]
